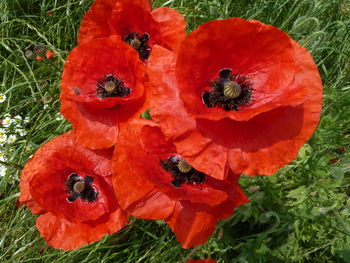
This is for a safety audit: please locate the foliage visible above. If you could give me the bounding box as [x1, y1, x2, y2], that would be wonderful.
[1, 0, 350, 262]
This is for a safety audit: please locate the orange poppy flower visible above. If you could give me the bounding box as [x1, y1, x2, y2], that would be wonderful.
[60, 36, 148, 149]
[19, 132, 127, 250]
[112, 119, 248, 248]
[78, 0, 186, 61]
[45, 50, 56, 59]
[148, 18, 323, 179]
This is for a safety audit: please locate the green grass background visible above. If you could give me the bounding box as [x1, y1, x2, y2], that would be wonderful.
[1, 0, 350, 262]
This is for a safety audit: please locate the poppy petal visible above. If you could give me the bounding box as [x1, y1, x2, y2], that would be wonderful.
[165, 202, 220, 249]
[151, 7, 186, 52]
[78, 0, 152, 45]
[19, 157, 46, 214]
[36, 210, 127, 250]
[78, 0, 120, 45]
[124, 190, 176, 220]
[112, 138, 176, 220]
[226, 39, 322, 175]
[148, 45, 195, 140]
[109, 2, 162, 47]
[148, 45, 229, 179]
[166, 178, 247, 249]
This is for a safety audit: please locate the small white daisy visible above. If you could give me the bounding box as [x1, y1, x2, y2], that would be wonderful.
[55, 112, 64, 121]
[0, 151, 5, 162]
[24, 116, 30, 123]
[0, 94, 6, 103]
[13, 115, 22, 121]
[0, 133, 7, 143]
[7, 134, 17, 143]
[13, 116, 23, 127]
[0, 166, 7, 177]
[2, 117, 13, 127]
[16, 128, 27, 136]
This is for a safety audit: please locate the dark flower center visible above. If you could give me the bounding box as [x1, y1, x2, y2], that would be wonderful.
[160, 156, 206, 188]
[202, 68, 252, 111]
[123, 32, 151, 61]
[96, 74, 130, 99]
[65, 173, 98, 202]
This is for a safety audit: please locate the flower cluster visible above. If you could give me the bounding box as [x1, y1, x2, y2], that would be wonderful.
[19, 0, 322, 253]
[0, 150, 7, 177]
[0, 113, 29, 146]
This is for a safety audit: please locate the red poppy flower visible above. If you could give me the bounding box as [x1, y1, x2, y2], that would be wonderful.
[148, 18, 322, 179]
[78, 0, 186, 61]
[187, 260, 217, 263]
[112, 119, 248, 248]
[60, 36, 148, 149]
[19, 132, 127, 250]
[45, 50, 56, 59]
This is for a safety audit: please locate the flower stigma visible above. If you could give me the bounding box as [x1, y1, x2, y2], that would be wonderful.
[202, 68, 252, 111]
[123, 32, 151, 60]
[73, 181, 85, 193]
[96, 74, 130, 99]
[65, 173, 98, 202]
[161, 156, 206, 188]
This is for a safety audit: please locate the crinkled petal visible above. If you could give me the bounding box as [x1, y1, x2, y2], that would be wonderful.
[123, 190, 176, 220]
[165, 202, 220, 249]
[226, 39, 322, 175]
[148, 45, 228, 179]
[148, 45, 195, 140]
[112, 138, 176, 220]
[151, 7, 186, 52]
[19, 157, 46, 214]
[78, 0, 152, 45]
[166, 179, 248, 248]
[109, 3, 162, 47]
[36, 210, 127, 250]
